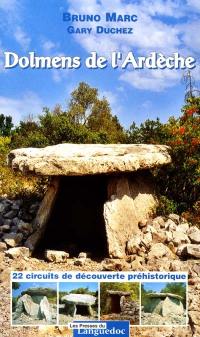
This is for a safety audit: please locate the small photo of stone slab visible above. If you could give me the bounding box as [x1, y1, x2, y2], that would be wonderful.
[12, 282, 58, 325]
[100, 282, 140, 325]
[59, 282, 98, 325]
[141, 282, 187, 326]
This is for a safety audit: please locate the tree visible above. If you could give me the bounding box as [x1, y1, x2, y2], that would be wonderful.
[161, 282, 186, 308]
[157, 96, 200, 213]
[12, 282, 20, 290]
[68, 82, 125, 142]
[68, 82, 98, 125]
[128, 118, 168, 144]
[88, 98, 125, 142]
[0, 114, 13, 136]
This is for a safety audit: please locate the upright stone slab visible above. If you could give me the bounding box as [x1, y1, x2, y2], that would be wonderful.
[162, 296, 184, 317]
[24, 177, 60, 251]
[104, 172, 157, 258]
[40, 296, 52, 322]
[19, 294, 40, 318]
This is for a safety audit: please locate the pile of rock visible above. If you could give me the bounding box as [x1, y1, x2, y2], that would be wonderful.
[0, 198, 39, 252]
[120, 299, 140, 324]
[13, 288, 57, 324]
[141, 311, 186, 326]
[126, 214, 200, 263]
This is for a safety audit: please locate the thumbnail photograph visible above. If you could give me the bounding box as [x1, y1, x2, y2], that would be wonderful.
[12, 282, 57, 325]
[59, 282, 98, 324]
[141, 282, 187, 326]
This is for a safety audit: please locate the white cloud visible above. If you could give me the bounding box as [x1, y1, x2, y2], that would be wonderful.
[0, 92, 43, 125]
[0, 0, 18, 12]
[40, 39, 70, 83]
[14, 26, 31, 50]
[187, 0, 200, 11]
[0, 1, 30, 51]
[42, 40, 58, 53]
[66, 0, 197, 91]
[181, 21, 200, 53]
[67, 0, 182, 54]
[100, 90, 123, 116]
[120, 68, 181, 91]
[140, 0, 185, 18]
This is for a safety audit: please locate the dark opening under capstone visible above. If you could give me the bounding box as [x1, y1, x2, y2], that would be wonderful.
[35, 175, 108, 258]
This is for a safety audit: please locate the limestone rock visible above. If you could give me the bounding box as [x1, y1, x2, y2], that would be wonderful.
[131, 257, 145, 271]
[74, 258, 86, 266]
[168, 214, 180, 224]
[165, 231, 173, 243]
[22, 287, 57, 297]
[138, 219, 147, 229]
[165, 219, 177, 231]
[176, 223, 189, 234]
[152, 216, 165, 230]
[186, 244, 200, 258]
[8, 144, 171, 176]
[5, 247, 30, 259]
[24, 178, 60, 251]
[104, 173, 157, 258]
[142, 232, 152, 247]
[78, 252, 87, 258]
[13, 296, 24, 319]
[176, 244, 188, 257]
[145, 225, 157, 234]
[148, 243, 174, 259]
[101, 259, 130, 271]
[188, 226, 200, 244]
[45, 249, 69, 263]
[172, 231, 190, 246]
[0, 241, 7, 251]
[126, 234, 142, 255]
[39, 296, 52, 322]
[20, 294, 40, 317]
[61, 293, 96, 306]
[189, 311, 200, 326]
[162, 296, 184, 317]
[152, 231, 167, 244]
[3, 232, 23, 247]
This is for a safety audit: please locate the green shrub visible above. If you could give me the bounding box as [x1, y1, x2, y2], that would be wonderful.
[156, 196, 178, 216]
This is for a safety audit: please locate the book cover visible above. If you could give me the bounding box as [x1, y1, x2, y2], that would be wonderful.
[0, 1, 199, 337]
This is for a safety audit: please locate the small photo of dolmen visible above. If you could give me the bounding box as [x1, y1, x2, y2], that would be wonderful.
[141, 282, 187, 326]
[100, 282, 140, 325]
[59, 282, 98, 325]
[12, 282, 57, 325]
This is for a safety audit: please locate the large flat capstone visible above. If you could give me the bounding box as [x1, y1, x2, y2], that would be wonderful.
[8, 144, 171, 176]
[61, 294, 96, 306]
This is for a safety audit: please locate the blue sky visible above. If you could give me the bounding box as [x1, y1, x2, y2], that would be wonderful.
[0, 0, 200, 127]
[59, 282, 98, 293]
[12, 282, 57, 297]
[142, 282, 186, 293]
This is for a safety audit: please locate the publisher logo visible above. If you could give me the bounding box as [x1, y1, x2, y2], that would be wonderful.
[73, 321, 130, 337]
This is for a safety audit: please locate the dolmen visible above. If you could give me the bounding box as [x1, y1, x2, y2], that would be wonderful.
[146, 292, 184, 317]
[8, 143, 171, 258]
[105, 290, 131, 313]
[13, 287, 56, 322]
[61, 293, 96, 317]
